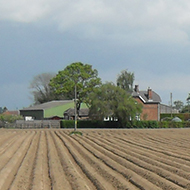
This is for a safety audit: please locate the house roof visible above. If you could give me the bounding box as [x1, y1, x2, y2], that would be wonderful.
[20, 100, 74, 111]
[64, 108, 89, 117]
[3, 110, 19, 115]
[132, 87, 161, 103]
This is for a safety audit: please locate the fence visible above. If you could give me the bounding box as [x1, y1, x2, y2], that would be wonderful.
[5, 120, 61, 129]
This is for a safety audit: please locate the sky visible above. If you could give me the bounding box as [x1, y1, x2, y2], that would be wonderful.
[1, 0, 190, 110]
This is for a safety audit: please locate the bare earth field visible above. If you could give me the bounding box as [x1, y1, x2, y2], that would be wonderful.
[0, 128, 190, 190]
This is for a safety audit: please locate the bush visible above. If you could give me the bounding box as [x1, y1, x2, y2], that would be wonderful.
[158, 121, 169, 128]
[132, 121, 159, 128]
[160, 113, 186, 121]
[159, 121, 188, 128]
[0, 114, 23, 123]
[60, 120, 75, 128]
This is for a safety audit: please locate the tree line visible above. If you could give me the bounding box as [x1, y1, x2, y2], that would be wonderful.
[28, 62, 190, 125]
[29, 62, 142, 127]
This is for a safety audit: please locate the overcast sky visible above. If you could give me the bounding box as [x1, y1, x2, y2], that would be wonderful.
[1, 0, 190, 109]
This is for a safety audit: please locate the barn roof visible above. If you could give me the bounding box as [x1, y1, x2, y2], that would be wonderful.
[20, 100, 74, 111]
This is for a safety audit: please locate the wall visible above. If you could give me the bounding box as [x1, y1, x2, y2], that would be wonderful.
[142, 104, 159, 121]
[160, 104, 179, 114]
[20, 110, 43, 120]
[135, 98, 159, 121]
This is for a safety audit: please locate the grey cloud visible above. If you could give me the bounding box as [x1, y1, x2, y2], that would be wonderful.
[1, 0, 190, 44]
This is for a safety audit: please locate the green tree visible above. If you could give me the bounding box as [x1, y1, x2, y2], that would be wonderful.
[50, 62, 102, 113]
[173, 100, 184, 112]
[116, 69, 134, 93]
[186, 93, 190, 113]
[88, 82, 142, 127]
[0, 114, 23, 123]
[29, 73, 64, 105]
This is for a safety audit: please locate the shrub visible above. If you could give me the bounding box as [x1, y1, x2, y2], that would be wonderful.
[132, 121, 158, 128]
[160, 113, 185, 121]
[60, 120, 75, 128]
[0, 114, 23, 123]
[69, 131, 83, 136]
[158, 121, 169, 128]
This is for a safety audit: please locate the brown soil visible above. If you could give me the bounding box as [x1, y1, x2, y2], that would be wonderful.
[0, 128, 190, 190]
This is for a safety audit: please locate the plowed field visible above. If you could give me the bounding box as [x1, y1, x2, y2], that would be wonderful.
[0, 128, 190, 190]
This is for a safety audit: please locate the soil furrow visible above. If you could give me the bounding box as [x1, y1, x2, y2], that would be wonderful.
[114, 135, 190, 164]
[71, 134, 161, 190]
[59, 131, 119, 190]
[112, 134, 190, 172]
[0, 131, 35, 190]
[9, 131, 40, 190]
[46, 130, 72, 190]
[0, 132, 21, 155]
[53, 131, 96, 190]
[0, 132, 28, 171]
[0, 131, 16, 144]
[86, 133, 186, 190]
[32, 131, 51, 190]
[100, 133, 190, 180]
[120, 130, 190, 156]
[0, 128, 190, 190]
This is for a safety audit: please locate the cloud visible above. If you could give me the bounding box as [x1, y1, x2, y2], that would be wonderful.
[139, 73, 190, 92]
[0, 82, 31, 109]
[0, 0, 50, 22]
[1, 0, 190, 44]
[135, 72, 190, 104]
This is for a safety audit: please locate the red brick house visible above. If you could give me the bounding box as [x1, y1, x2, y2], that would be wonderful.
[132, 85, 161, 121]
[3, 110, 20, 116]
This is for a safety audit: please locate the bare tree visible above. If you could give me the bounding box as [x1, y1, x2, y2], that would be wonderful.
[29, 73, 64, 105]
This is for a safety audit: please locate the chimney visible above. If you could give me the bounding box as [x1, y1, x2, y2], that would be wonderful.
[147, 87, 152, 100]
[134, 85, 139, 93]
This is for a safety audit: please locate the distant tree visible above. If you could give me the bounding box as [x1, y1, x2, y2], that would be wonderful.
[180, 94, 190, 113]
[181, 105, 189, 113]
[29, 73, 64, 105]
[50, 62, 102, 113]
[0, 107, 7, 114]
[116, 69, 134, 93]
[88, 82, 142, 127]
[0, 114, 23, 123]
[173, 100, 184, 112]
[3, 107, 8, 113]
[186, 93, 190, 113]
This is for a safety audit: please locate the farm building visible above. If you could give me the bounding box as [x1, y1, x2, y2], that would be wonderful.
[64, 108, 89, 120]
[132, 85, 162, 121]
[20, 86, 172, 121]
[20, 100, 88, 120]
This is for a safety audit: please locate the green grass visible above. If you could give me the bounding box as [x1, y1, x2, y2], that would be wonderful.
[69, 130, 83, 136]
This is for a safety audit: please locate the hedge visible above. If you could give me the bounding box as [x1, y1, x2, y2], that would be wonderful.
[61, 120, 190, 129]
[132, 121, 159, 128]
[160, 113, 190, 121]
[60, 120, 120, 128]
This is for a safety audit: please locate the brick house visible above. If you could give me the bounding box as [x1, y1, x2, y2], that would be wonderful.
[132, 85, 161, 121]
